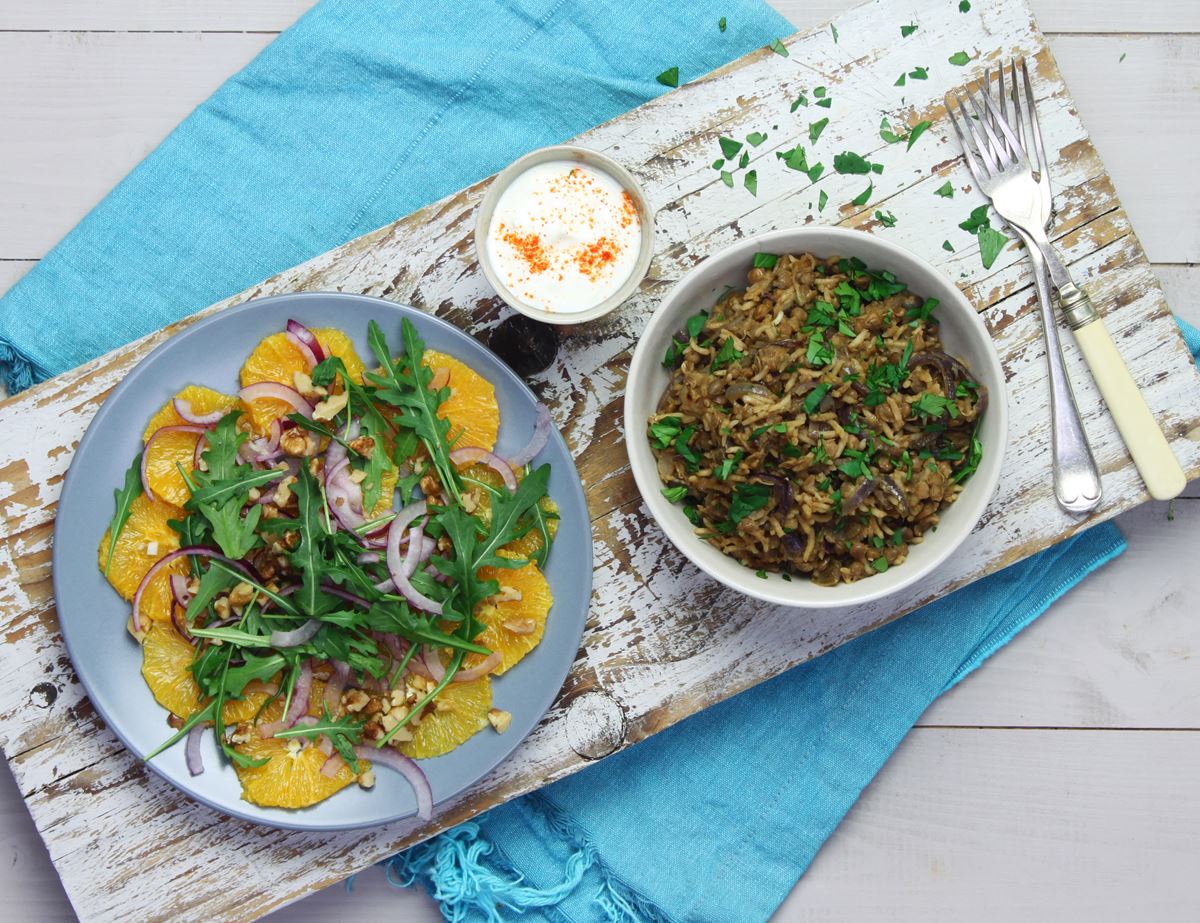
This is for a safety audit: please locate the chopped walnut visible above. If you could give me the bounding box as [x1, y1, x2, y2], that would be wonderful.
[363, 697, 384, 717]
[280, 427, 318, 457]
[227, 582, 254, 607]
[502, 617, 537, 635]
[494, 584, 523, 603]
[292, 370, 327, 401]
[461, 492, 478, 514]
[273, 475, 297, 507]
[342, 688, 370, 713]
[348, 468, 366, 484]
[362, 720, 384, 742]
[348, 435, 375, 458]
[357, 769, 376, 789]
[213, 596, 232, 619]
[313, 391, 349, 422]
[228, 723, 253, 745]
[308, 457, 324, 478]
[488, 709, 512, 733]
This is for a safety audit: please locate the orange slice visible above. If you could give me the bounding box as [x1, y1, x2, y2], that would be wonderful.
[464, 562, 552, 676]
[97, 494, 184, 624]
[457, 463, 559, 560]
[142, 386, 241, 507]
[424, 351, 499, 452]
[398, 677, 491, 760]
[234, 695, 358, 808]
[240, 328, 365, 433]
[140, 620, 274, 722]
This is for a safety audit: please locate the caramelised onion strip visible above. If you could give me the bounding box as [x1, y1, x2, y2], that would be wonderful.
[140, 424, 209, 500]
[353, 745, 433, 820]
[237, 382, 314, 419]
[132, 546, 229, 632]
[450, 447, 517, 492]
[172, 398, 224, 426]
[453, 651, 502, 682]
[507, 403, 552, 469]
[185, 724, 205, 776]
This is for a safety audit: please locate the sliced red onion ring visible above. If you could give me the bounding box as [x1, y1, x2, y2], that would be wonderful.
[140, 424, 209, 500]
[324, 660, 351, 714]
[354, 745, 433, 820]
[508, 403, 552, 469]
[185, 724, 205, 776]
[422, 646, 445, 683]
[428, 366, 451, 391]
[172, 398, 224, 426]
[454, 651, 503, 683]
[286, 319, 326, 365]
[321, 585, 370, 609]
[238, 382, 314, 419]
[132, 546, 227, 632]
[281, 661, 312, 730]
[382, 503, 442, 614]
[357, 551, 382, 565]
[269, 619, 321, 648]
[320, 753, 346, 778]
[169, 574, 192, 609]
[192, 433, 208, 469]
[449, 447, 517, 492]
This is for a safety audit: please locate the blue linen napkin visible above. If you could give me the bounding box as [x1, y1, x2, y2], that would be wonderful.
[0, 1, 1190, 919]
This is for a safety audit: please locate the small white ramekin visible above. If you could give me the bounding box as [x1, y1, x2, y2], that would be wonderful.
[474, 145, 654, 326]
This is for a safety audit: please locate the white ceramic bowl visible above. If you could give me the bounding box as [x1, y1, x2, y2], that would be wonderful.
[474, 145, 654, 326]
[624, 227, 1008, 609]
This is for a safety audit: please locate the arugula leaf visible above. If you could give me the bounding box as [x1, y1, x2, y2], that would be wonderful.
[365, 318, 462, 504]
[357, 414, 395, 516]
[103, 452, 143, 577]
[288, 466, 327, 616]
[274, 705, 365, 773]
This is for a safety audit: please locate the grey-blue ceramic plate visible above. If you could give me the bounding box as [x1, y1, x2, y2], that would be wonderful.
[52, 292, 591, 831]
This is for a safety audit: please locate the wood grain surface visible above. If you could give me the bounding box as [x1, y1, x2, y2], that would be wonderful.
[1, 0, 1198, 920]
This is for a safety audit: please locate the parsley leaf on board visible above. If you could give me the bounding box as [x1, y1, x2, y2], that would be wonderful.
[809, 118, 829, 143]
[851, 182, 874, 206]
[769, 38, 790, 57]
[906, 120, 931, 150]
[948, 51, 972, 66]
[977, 226, 1009, 269]
[719, 136, 743, 160]
[834, 151, 873, 174]
[900, 23, 918, 37]
[744, 170, 758, 196]
[934, 180, 955, 198]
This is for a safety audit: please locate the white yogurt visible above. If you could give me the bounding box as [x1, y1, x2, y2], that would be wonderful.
[485, 160, 642, 314]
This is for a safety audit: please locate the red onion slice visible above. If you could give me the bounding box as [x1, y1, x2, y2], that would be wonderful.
[323, 660, 351, 714]
[449, 447, 517, 492]
[192, 433, 208, 469]
[172, 398, 224, 426]
[185, 724, 205, 776]
[508, 403, 552, 469]
[269, 619, 321, 648]
[286, 319, 326, 364]
[320, 585, 370, 609]
[354, 745, 433, 820]
[453, 651, 503, 683]
[169, 574, 192, 609]
[382, 502, 444, 614]
[238, 382, 314, 419]
[422, 646, 446, 683]
[320, 753, 346, 778]
[281, 660, 313, 730]
[141, 424, 210, 501]
[132, 546, 227, 632]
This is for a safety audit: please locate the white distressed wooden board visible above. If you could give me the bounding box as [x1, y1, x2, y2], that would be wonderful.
[2, 1, 1200, 921]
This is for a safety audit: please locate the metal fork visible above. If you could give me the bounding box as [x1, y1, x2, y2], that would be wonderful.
[946, 63, 1101, 514]
[946, 61, 1186, 503]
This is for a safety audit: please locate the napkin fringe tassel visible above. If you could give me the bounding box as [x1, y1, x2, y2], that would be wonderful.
[381, 792, 672, 922]
[0, 336, 40, 394]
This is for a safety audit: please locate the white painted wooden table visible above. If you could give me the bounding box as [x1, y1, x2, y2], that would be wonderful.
[1, 2, 1197, 919]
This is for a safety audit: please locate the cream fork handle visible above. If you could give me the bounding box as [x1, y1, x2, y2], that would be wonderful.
[1070, 313, 1187, 500]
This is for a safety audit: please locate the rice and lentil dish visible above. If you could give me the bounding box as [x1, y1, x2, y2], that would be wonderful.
[648, 251, 986, 586]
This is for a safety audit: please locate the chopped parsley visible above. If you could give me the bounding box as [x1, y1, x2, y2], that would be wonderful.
[943, 239, 955, 252]
[674, 424, 702, 468]
[715, 451, 746, 480]
[895, 73, 907, 87]
[719, 137, 743, 160]
[746, 131, 768, 147]
[912, 392, 960, 421]
[721, 170, 734, 188]
[830, 23, 839, 43]
[834, 151, 873, 175]
[656, 67, 680, 88]
[909, 66, 929, 80]
[934, 180, 955, 198]
[948, 51, 972, 66]
[851, 182, 874, 206]
[778, 144, 808, 171]
[728, 482, 772, 524]
[870, 556, 889, 573]
[719, 16, 727, 31]
[809, 118, 829, 143]
[806, 331, 835, 367]
[977, 226, 1008, 269]
[952, 433, 984, 483]
[751, 421, 788, 439]
[879, 117, 906, 144]
[875, 209, 898, 228]
[818, 189, 829, 211]
[803, 383, 832, 414]
[807, 162, 824, 182]
[900, 22, 918, 37]
[752, 252, 779, 269]
[769, 38, 789, 57]
[905, 297, 939, 323]
[710, 336, 745, 371]
[791, 94, 808, 111]
[661, 485, 688, 503]
[648, 416, 682, 449]
[744, 170, 758, 196]
[959, 204, 991, 233]
[906, 120, 931, 150]
[959, 0, 971, 10]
